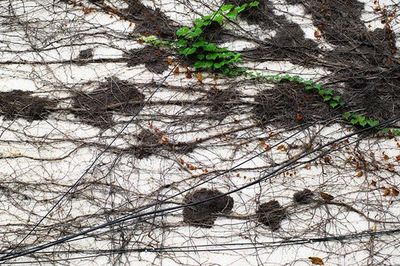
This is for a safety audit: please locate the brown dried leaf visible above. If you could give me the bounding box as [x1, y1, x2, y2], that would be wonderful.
[173, 66, 180, 75]
[196, 72, 203, 83]
[295, 113, 304, 122]
[277, 144, 287, 151]
[309, 256, 324, 265]
[391, 187, 399, 197]
[185, 68, 192, 79]
[355, 171, 363, 177]
[383, 188, 391, 196]
[314, 29, 322, 40]
[320, 192, 334, 202]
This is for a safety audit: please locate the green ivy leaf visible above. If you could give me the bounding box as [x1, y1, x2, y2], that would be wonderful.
[332, 95, 341, 102]
[226, 10, 239, 20]
[235, 4, 248, 14]
[392, 129, 400, 136]
[330, 102, 339, 108]
[175, 39, 188, 48]
[181, 47, 197, 56]
[206, 53, 219, 60]
[304, 80, 314, 86]
[359, 119, 367, 127]
[194, 61, 213, 69]
[192, 40, 207, 48]
[314, 83, 322, 91]
[305, 85, 313, 92]
[221, 4, 235, 12]
[343, 112, 352, 120]
[203, 43, 218, 51]
[176, 27, 190, 37]
[214, 14, 224, 24]
[367, 119, 380, 127]
[187, 27, 203, 38]
[249, 1, 260, 7]
[323, 95, 332, 102]
[319, 89, 333, 96]
[197, 54, 205, 60]
[213, 61, 226, 69]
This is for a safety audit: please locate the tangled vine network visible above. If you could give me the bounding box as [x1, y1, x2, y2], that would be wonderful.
[0, 0, 399, 265]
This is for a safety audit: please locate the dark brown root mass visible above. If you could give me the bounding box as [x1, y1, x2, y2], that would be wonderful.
[125, 46, 170, 74]
[131, 129, 197, 159]
[0, 90, 57, 121]
[256, 200, 286, 231]
[71, 78, 145, 128]
[206, 88, 241, 120]
[293, 189, 314, 204]
[252, 81, 338, 127]
[123, 0, 178, 39]
[340, 64, 400, 122]
[287, 0, 396, 66]
[183, 188, 234, 228]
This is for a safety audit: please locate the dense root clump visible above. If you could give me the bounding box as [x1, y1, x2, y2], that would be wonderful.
[341, 65, 400, 122]
[123, 0, 177, 39]
[0, 90, 57, 121]
[125, 46, 170, 74]
[288, 0, 396, 66]
[252, 81, 338, 127]
[256, 200, 286, 231]
[293, 189, 314, 204]
[206, 88, 241, 120]
[183, 188, 234, 228]
[244, 23, 318, 66]
[131, 129, 197, 159]
[71, 78, 145, 128]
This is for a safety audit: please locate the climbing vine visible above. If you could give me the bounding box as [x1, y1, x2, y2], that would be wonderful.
[140, 1, 399, 135]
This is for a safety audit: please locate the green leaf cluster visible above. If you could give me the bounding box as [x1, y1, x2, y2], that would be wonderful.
[343, 112, 380, 128]
[381, 128, 400, 136]
[174, 1, 259, 72]
[269, 74, 345, 109]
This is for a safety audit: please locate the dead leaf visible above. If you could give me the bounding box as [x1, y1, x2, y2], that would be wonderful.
[277, 144, 287, 151]
[309, 256, 324, 265]
[387, 164, 395, 172]
[391, 187, 399, 197]
[383, 153, 389, 161]
[383, 188, 391, 196]
[173, 66, 180, 75]
[160, 135, 169, 144]
[196, 72, 203, 83]
[83, 7, 95, 15]
[314, 29, 322, 40]
[295, 113, 304, 122]
[320, 192, 334, 202]
[186, 164, 197, 170]
[355, 171, 363, 177]
[395, 155, 400, 161]
[167, 57, 174, 65]
[186, 68, 192, 79]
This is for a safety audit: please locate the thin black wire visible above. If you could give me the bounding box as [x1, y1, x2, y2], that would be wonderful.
[4, 228, 400, 264]
[3, 117, 398, 261]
